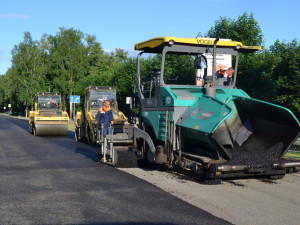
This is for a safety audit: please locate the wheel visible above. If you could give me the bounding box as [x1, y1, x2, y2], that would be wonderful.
[33, 126, 37, 136]
[140, 140, 154, 165]
[87, 127, 96, 145]
[75, 127, 81, 142]
[97, 153, 103, 162]
[166, 143, 174, 169]
[87, 126, 92, 145]
[29, 123, 33, 134]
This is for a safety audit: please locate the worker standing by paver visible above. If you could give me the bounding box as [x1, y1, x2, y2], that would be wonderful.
[96, 99, 114, 135]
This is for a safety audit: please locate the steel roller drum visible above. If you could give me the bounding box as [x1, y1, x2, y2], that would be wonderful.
[35, 122, 68, 136]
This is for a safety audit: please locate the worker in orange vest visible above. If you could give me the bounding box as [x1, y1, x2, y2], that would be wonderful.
[96, 100, 114, 135]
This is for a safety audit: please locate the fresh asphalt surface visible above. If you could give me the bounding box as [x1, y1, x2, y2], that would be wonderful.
[0, 115, 230, 225]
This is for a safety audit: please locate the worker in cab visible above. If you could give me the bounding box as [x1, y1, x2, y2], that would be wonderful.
[49, 99, 59, 108]
[96, 99, 114, 135]
[215, 67, 234, 78]
[224, 67, 235, 83]
[215, 67, 235, 85]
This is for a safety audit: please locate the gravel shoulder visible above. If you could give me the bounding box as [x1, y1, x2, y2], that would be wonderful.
[119, 168, 300, 225]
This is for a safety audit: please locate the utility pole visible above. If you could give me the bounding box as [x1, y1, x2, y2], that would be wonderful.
[70, 96, 72, 120]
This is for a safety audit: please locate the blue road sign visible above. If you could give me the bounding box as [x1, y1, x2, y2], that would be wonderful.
[70, 95, 80, 103]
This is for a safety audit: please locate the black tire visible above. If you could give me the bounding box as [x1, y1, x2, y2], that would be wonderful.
[97, 153, 103, 162]
[75, 120, 81, 142]
[29, 124, 33, 134]
[91, 130, 96, 145]
[87, 127, 96, 145]
[87, 127, 91, 145]
[75, 127, 80, 142]
[33, 126, 37, 136]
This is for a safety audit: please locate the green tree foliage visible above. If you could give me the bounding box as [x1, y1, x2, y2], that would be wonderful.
[269, 39, 300, 115]
[205, 12, 263, 46]
[47, 28, 89, 97]
[0, 27, 127, 114]
[204, 12, 265, 98]
[164, 54, 194, 85]
[9, 32, 48, 111]
[237, 51, 276, 102]
[0, 20, 299, 119]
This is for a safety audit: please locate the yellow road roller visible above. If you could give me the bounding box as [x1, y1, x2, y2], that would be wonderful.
[29, 92, 69, 136]
[75, 86, 127, 145]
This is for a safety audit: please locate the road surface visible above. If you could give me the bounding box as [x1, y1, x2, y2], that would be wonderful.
[0, 115, 229, 225]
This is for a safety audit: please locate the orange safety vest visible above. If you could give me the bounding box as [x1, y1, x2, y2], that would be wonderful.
[99, 106, 111, 113]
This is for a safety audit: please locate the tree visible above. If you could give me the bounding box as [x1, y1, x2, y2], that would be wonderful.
[205, 12, 263, 46]
[0, 74, 9, 111]
[269, 39, 300, 115]
[114, 48, 128, 62]
[10, 32, 48, 113]
[201, 13, 267, 98]
[47, 27, 89, 98]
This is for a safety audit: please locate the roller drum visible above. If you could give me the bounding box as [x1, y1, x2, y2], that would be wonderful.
[35, 123, 68, 136]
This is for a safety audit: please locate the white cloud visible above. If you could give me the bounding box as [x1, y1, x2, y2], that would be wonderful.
[0, 14, 28, 19]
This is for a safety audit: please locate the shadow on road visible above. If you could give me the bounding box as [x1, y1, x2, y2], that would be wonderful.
[74, 146, 98, 162]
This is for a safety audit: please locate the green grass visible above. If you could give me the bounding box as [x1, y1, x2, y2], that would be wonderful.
[68, 121, 75, 131]
[284, 151, 300, 159]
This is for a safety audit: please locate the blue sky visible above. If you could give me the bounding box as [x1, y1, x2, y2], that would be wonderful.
[0, 0, 299, 75]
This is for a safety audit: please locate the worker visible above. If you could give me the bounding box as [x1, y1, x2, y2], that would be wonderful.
[215, 69, 224, 78]
[224, 67, 234, 78]
[96, 100, 114, 135]
[49, 99, 59, 108]
[216, 67, 234, 78]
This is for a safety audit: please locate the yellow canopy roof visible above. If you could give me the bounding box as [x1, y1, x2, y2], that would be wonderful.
[134, 37, 261, 53]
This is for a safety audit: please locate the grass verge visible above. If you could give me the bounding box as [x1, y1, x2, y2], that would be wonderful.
[68, 121, 75, 131]
[284, 151, 300, 159]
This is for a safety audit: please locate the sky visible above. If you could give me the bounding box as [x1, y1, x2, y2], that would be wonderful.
[0, 0, 299, 75]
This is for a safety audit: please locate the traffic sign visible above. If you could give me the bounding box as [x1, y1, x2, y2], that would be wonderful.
[70, 95, 80, 103]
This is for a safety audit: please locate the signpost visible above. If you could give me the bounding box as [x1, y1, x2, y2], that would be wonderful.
[70, 95, 80, 120]
[8, 104, 12, 114]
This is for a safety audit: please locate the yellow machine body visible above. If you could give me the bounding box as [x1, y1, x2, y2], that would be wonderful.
[29, 92, 69, 136]
[135, 36, 261, 53]
[74, 86, 127, 145]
